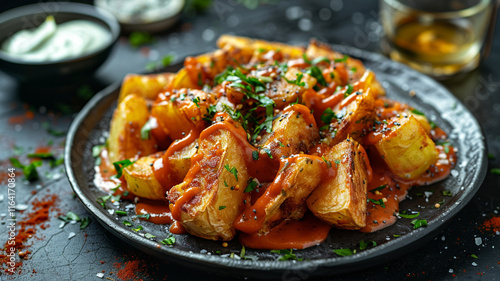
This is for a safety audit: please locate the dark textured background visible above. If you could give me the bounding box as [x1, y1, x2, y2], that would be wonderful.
[0, 0, 499, 280]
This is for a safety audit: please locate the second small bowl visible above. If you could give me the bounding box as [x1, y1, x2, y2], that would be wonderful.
[0, 2, 120, 84]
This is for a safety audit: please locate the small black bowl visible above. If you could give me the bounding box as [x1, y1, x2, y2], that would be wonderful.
[0, 2, 120, 85]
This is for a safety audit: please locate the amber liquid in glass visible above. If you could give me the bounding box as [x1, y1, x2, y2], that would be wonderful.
[389, 18, 479, 75]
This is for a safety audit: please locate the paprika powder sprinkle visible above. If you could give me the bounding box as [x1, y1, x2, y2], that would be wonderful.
[482, 216, 500, 233]
[0, 194, 59, 274]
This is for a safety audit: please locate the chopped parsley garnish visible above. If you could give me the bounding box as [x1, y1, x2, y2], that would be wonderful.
[192, 97, 201, 108]
[358, 240, 377, 250]
[311, 56, 330, 65]
[283, 73, 306, 87]
[129, 31, 154, 47]
[244, 178, 258, 193]
[137, 214, 150, 220]
[145, 233, 156, 239]
[369, 184, 387, 193]
[140, 118, 157, 140]
[488, 153, 495, 160]
[92, 145, 105, 157]
[10, 158, 42, 181]
[49, 157, 64, 168]
[393, 234, 401, 238]
[47, 128, 67, 137]
[223, 68, 276, 135]
[436, 140, 451, 154]
[430, 121, 437, 129]
[27, 152, 54, 159]
[270, 249, 303, 261]
[263, 148, 273, 159]
[321, 108, 336, 124]
[252, 150, 259, 160]
[399, 211, 420, 219]
[305, 66, 327, 87]
[491, 168, 500, 175]
[411, 219, 428, 229]
[132, 225, 143, 232]
[410, 108, 425, 116]
[322, 156, 332, 168]
[224, 164, 238, 181]
[80, 217, 91, 229]
[219, 206, 227, 210]
[112, 159, 135, 178]
[334, 160, 341, 167]
[123, 220, 132, 227]
[332, 248, 354, 256]
[203, 104, 218, 122]
[344, 84, 354, 98]
[334, 55, 348, 63]
[115, 210, 127, 216]
[96, 194, 121, 208]
[59, 211, 80, 222]
[278, 141, 285, 147]
[367, 198, 386, 208]
[442, 190, 453, 196]
[471, 254, 478, 259]
[161, 235, 176, 245]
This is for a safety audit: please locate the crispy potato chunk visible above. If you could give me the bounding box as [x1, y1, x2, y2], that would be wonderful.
[152, 89, 215, 140]
[124, 153, 164, 200]
[168, 122, 251, 241]
[235, 155, 328, 234]
[259, 104, 320, 160]
[118, 73, 174, 103]
[326, 89, 375, 145]
[374, 115, 438, 179]
[307, 139, 368, 230]
[263, 68, 317, 109]
[108, 94, 157, 163]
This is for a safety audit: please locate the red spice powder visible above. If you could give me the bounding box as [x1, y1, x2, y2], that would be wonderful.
[0, 194, 59, 274]
[116, 260, 141, 281]
[482, 216, 500, 233]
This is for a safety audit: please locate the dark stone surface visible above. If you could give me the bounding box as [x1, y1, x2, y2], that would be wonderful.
[0, 1, 499, 280]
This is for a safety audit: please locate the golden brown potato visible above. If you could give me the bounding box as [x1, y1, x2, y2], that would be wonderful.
[262, 68, 317, 109]
[235, 155, 328, 234]
[405, 110, 431, 135]
[307, 139, 368, 230]
[123, 152, 164, 200]
[324, 88, 375, 146]
[108, 94, 157, 163]
[374, 115, 438, 179]
[259, 104, 320, 160]
[152, 89, 215, 140]
[118, 73, 174, 103]
[168, 121, 251, 241]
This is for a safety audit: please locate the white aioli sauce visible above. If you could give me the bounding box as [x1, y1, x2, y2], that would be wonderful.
[2, 16, 110, 62]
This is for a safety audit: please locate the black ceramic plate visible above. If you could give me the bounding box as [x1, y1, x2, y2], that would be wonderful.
[65, 45, 487, 279]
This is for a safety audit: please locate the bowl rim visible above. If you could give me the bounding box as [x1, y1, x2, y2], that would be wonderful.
[0, 2, 120, 66]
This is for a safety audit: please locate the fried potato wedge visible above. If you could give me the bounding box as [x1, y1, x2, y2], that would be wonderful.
[259, 104, 320, 160]
[108, 94, 157, 163]
[374, 115, 438, 179]
[168, 121, 251, 241]
[123, 152, 164, 200]
[307, 139, 368, 230]
[118, 73, 174, 103]
[263, 68, 317, 109]
[152, 89, 215, 140]
[235, 155, 329, 234]
[326, 88, 375, 145]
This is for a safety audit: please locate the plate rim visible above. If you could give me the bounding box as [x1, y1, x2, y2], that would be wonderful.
[64, 44, 488, 277]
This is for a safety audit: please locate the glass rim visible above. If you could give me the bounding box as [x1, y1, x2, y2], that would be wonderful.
[382, 0, 491, 18]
